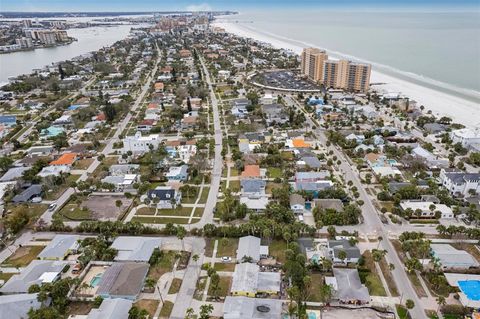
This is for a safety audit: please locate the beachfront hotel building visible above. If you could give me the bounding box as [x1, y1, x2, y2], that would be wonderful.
[301, 48, 328, 82]
[301, 47, 371, 92]
[323, 59, 371, 93]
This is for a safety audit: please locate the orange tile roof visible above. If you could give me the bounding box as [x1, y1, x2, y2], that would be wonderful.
[50, 153, 77, 166]
[241, 165, 260, 178]
[147, 103, 159, 109]
[292, 139, 311, 148]
[365, 153, 381, 163]
[154, 82, 164, 90]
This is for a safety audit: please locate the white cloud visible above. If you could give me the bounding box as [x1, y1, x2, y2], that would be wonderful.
[186, 3, 212, 11]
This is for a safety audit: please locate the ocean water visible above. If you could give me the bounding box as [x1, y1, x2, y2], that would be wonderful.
[220, 10, 480, 98]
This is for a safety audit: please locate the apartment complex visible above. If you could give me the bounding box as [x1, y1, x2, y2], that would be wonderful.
[301, 47, 371, 92]
[300, 48, 328, 82]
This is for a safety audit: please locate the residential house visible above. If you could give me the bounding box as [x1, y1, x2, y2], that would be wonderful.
[50, 153, 77, 166]
[53, 115, 73, 127]
[430, 244, 479, 270]
[101, 174, 138, 192]
[154, 82, 164, 93]
[12, 184, 42, 203]
[236, 236, 269, 263]
[165, 165, 188, 181]
[122, 132, 161, 155]
[260, 93, 274, 105]
[440, 169, 480, 197]
[96, 262, 149, 300]
[111, 236, 162, 262]
[181, 115, 198, 130]
[262, 104, 288, 125]
[146, 186, 181, 209]
[38, 165, 70, 178]
[0, 167, 29, 182]
[0, 115, 17, 127]
[330, 268, 370, 304]
[399, 200, 454, 219]
[231, 98, 251, 118]
[137, 119, 155, 132]
[411, 146, 448, 169]
[223, 296, 284, 319]
[231, 263, 281, 298]
[297, 156, 322, 169]
[0, 260, 68, 294]
[327, 239, 361, 264]
[80, 298, 133, 319]
[290, 194, 306, 214]
[240, 179, 268, 211]
[38, 235, 80, 260]
[26, 145, 55, 157]
[241, 165, 263, 179]
[450, 128, 480, 149]
[109, 164, 140, 176]
[0, 293, 43, 319]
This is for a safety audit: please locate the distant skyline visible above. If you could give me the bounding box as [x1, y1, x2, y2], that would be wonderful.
[1, 0, 479, 12]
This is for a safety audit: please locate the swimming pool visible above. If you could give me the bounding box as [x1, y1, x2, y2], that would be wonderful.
[90, 273, 103, 287]
[308, 312, 317, 319]
[458, 280, 480, 301]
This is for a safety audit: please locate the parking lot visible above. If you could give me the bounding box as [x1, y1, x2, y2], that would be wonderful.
[252, 70, 321, 91]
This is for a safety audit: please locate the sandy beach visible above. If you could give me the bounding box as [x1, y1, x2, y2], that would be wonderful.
[213, 21, 480, 129]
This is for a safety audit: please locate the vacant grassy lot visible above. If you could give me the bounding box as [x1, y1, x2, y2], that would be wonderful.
[156, 207, 193, 217]
[307, 273, 324, 302]
[208, 276, 232, 298]
[358, 251, 387, 296]
[133, 299, 159, 318]
[131, 216, 199, 224]
[58, 202, 92, 220]
[2, 246, 44, 267]
[379, 257, 399, 296]
[266, 182, 282, 195]
[74, 158, 95, 170]
[213, 263, 235, 272]
[269, 240, 287, 264]
[147, 251, 178, 282]
[267, 167, 283, 179]
[216, 238, 238, 258]
[44, 174, 81, 200]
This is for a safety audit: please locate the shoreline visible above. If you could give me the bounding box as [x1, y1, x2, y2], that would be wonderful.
[213, 20, 480, 129]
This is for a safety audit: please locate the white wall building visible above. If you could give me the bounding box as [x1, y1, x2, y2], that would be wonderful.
[122, 132, 161, 155]
[440, 169, 480, 197]
[450, 128, 480, 149]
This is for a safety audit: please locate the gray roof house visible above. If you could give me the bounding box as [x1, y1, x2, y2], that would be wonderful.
[146, 186, 181, 209]
[290, 194, 305, 213]
[111, 236, 162, 262]
[0, 293, 43, 319]
[231, 263, 281, 297]
[38, 234, 80, 260]
[109, 164, 140, 176]
[0, 260, 68, 294]
[328, 239, 361, 264]
[12, 184, 42, 203]
[0, 167, 29, 182]
[96, 262, 149, 300]
[236, 236, 269, 262]
[223, 296, 284, 319]
[300, 156, 322, 169]
[241, 179, 266, 195]
[262, 104, 288, 125]
[332, 268, 370, 303]
[85, 298, 133, 319]
[431, 244, 479, 269]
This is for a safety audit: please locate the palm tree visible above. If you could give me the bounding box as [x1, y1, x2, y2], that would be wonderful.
[283, 231, 291, 249]
[436, 296, 446, 313]
[377, 236, 383, 249]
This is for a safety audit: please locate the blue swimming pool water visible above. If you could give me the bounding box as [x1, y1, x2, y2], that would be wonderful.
[308, 312, 317, 319]
[90, 274, 103, 287]
[458, 280, 480, 301]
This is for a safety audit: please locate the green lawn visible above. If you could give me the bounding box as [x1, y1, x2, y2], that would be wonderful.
[5, 203, 48, 228]
[267, 167, 283, 179]
[396, 305, 410, 319]
[131, 216, 199, 224]
[193, 207, 204, 217]
[213, 263, 235, 272]
[58, 203, 91, 220]
[269, 240, 287, 263]
[199, 187, 210, 203]
[230, 168, 239, 177]
[266, 182, 282, 195]
[147, 251, 178, 282]
[156, 207, 193, 217]
[136, 207, 156, 215]
[228, 180, 240, 193]
[216, 238, 238, 258]
[307, 273, 324, 302]
[359, 251, 387, 296]
[2, 245, 44, 267]
[159, 301, 174, 318]
[168, 278, 182, 294]
[208, 276, 232, 298]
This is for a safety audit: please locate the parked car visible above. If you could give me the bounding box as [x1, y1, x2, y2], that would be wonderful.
[48, 203, 57, 211]
[221, 256, 232, 262]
